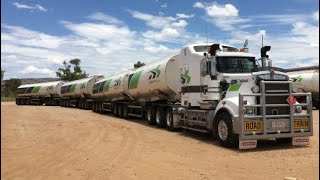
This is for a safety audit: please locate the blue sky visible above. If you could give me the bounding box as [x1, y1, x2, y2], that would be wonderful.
[1, 0, 319, 79]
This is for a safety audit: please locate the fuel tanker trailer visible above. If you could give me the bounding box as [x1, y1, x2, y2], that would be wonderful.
[288, 70, 319, 109]
[60, 75, 104, 109]
[91, 71, 132, 114]
[91, 54, 181, 123]
[16, 81, 64, 106]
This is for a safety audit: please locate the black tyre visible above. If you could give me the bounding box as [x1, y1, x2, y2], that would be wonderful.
[215, 112, 239, 148]
[156, 107, 166, 128]
[123, 105, 129, 119]
[16, 98, 20, 105]
[118, 104, 123, 117]
[113, 104, 118, 116]
[166, 108, 175, 131]
[146, 106, 156, 125]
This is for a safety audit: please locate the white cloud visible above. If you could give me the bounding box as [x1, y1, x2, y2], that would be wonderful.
[143, 28, 179, 41]
[12, 2, 47, 12]
[193, 2, 204, 8]
[35, 4, 47, 12]
[206, 3, 238, 17]
[1, 24, 64, 49]
[171, 20, 188, 28]
[194, 2, 248, 31]
[13, 2, 33, 9]
[88, 12, 123, 25]
[160, 3, 167, 8]
[176, 13, 194, 19]
[21, 65, 55, 76]
[313, 10, 319, 22]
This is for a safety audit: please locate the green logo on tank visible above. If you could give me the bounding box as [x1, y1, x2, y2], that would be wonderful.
[181, 70, 191, 84]
[70, 84, 76, 93]
[31, 86, 41, 93]
[148, 65, 161, 80]
[114, 77, 121, 87]
[46, 85, 53, 91]
[103, 79, 112, 92]
[292, 75, 303, 82]
[227, 83, 241, 91]
[129, 70, 143, 89]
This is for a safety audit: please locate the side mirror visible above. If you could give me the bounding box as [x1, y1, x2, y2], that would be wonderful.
[200, 59, 208, 76]
[210, 58, 217, 77]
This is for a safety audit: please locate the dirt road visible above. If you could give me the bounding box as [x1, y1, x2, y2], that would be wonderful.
[1, 102, 319, 180]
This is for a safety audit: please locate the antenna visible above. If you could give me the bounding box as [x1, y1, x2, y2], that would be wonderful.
[205, 22, 208, 46]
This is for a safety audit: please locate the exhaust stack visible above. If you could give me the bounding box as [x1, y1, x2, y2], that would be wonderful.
[261, 46, 271, 67]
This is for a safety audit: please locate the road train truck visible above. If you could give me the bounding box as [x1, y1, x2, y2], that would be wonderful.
[60, 75, 104, 109]
[288, 70, 319, 109]
[92, 43, 313, 149]
[16, 81, 64, 105]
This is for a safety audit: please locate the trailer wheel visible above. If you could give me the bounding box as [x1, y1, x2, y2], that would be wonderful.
[146, 106, 156, 125]
[118, 104, 123, 117]
[156, 107, 166, 128]
[166, 108, 175, 131]
[16, 98, 20, 105]
[215, 112, 238, 148]
[123, 105, 129, 119]
[113, 104, 118, 116]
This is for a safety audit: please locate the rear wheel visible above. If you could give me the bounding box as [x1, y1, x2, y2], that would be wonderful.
[156, 107, 166, 128]
[146, 106, 156, 125]
[215, 112, 239, 148]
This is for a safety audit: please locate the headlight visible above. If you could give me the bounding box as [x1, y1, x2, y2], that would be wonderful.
[251, 85, 260, 93]
[292, 86, 298, 93]
[242, 107, 254, 114]
[295, 106, 302, 113]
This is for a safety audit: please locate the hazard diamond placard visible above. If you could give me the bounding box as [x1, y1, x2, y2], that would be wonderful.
[287, 95, 296, 106]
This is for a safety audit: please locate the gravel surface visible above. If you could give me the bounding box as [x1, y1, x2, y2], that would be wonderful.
[1, 102, 319, 180]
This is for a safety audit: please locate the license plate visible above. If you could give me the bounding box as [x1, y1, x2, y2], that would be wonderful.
[294, 119, 309, 129]
[272, 120, 286, 128]
[244, 121, 263, 131]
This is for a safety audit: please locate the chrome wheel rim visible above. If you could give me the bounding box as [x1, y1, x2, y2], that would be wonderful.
[218, 120, 228, 141]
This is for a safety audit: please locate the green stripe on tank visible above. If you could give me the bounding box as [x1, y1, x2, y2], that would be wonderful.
[129, 70, 143, 90]
[103, 79, 112, 92]
[31, 86, 41, 93]
[70, 84, 76, 93]
[228, 83, 241, 91]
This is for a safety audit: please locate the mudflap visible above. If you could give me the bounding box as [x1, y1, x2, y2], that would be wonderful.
[292, 137, 310, 146]
[239, 140, 257, 149]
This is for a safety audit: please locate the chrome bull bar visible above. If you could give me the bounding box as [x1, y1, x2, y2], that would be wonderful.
[238, 81, 313, 141]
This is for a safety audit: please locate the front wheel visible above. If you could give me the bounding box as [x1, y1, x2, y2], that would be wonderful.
[215, 112, 238, 148]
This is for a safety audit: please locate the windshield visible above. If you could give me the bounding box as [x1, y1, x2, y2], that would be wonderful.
[217, 57, 256, 73]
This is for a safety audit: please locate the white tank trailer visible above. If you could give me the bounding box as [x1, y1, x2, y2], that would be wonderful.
[91, 54, 182, 120]
[60, 75, 104, 108]
[288, 70, 319, 109]
[16, 81, 64, 106]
